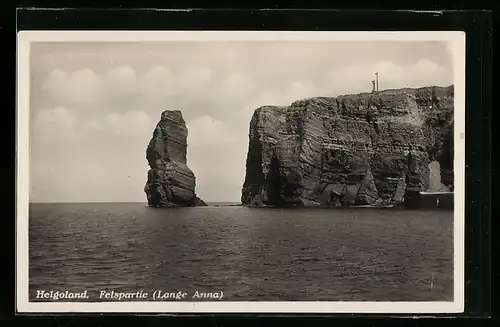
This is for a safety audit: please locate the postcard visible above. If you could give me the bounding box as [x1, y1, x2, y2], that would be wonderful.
[16, 30, 465, 313]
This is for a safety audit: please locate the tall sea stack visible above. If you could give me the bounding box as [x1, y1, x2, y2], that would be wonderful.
[241, 86, 454, 207]
[145, 110, 206, 207]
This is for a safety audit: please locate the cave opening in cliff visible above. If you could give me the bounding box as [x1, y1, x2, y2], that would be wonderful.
[329, 191, 342, 207]
[241, 131, 266, 204]
[148, 186, 163, 207]
[265, 155, 287, 207]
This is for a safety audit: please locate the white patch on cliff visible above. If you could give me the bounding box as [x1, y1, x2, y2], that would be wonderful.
[428, 160, 450, 192]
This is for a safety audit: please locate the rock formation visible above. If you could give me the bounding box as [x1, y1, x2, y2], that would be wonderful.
[241, 86, 454, 208]
[145, 110, 206, 207]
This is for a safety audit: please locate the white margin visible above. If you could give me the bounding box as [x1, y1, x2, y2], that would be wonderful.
[16, 30, 466, 314]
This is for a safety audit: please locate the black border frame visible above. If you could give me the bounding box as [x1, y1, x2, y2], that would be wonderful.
[7, 7, 493, 326]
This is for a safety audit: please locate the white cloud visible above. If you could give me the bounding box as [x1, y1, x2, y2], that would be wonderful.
[220, 73, 256, 99]
[283, 80, 318, 102]
[40, 58, 448, 128]
[139, 65, 178, 99]
[82, 110, 153, 138]
[324, 59, 448, 95]
[37, 106, 76, 126]
[106, 65, 136, 81]
[187, 115, 240, 147]
[33, 106, 154, 147]
[32, 106, 78, 143]
[104, 65, 137, 97]
[42, 68, 101, 104]
[236, 90, 283, 125]
[180, 66, 213, 88]
[235, 80, 324, 126]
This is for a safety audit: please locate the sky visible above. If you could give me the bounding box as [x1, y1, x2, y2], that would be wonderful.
[28, 40, 454, 203]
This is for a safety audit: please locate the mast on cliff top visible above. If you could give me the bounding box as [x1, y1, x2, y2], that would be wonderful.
[375, 72, 379, 91]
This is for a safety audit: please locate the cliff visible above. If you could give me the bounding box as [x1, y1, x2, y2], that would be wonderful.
[241, 85, 454, 208]
[144, 110, 206, 207]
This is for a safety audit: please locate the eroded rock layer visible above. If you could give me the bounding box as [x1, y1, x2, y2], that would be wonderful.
[145, 110, 206, 207]
[241, 86, 454, 207]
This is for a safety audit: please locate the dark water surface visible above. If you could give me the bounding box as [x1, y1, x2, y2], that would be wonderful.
[29, 203, 453, 301]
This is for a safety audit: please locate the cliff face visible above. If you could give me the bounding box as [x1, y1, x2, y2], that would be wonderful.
[241, 86, 454, 207]
[145, 110, 206, 207]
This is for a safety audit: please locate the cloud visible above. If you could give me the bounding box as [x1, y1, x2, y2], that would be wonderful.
[41, 65, 250, 117]
[324, 59, 449, 96]
[82, 110, 153, 138]
[136, 65, 216, 118]
[139, 65, 178, 99]
[42, 68, 101, 105]
[37, 106, 76, 126]
[282, 80, 318, 103]
[180, 66, 213, 88]
[187, 115, 235, 146]
[104, 65, 137, 98]
[220, 73, 256, 99]
[40, 58, 449, 126]
[32, 106, 78, 144]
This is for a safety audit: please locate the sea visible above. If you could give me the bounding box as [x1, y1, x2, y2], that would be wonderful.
[28, 203, 454, 302]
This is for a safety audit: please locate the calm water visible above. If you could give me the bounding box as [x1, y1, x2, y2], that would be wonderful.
[29, 203, 453, 302]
